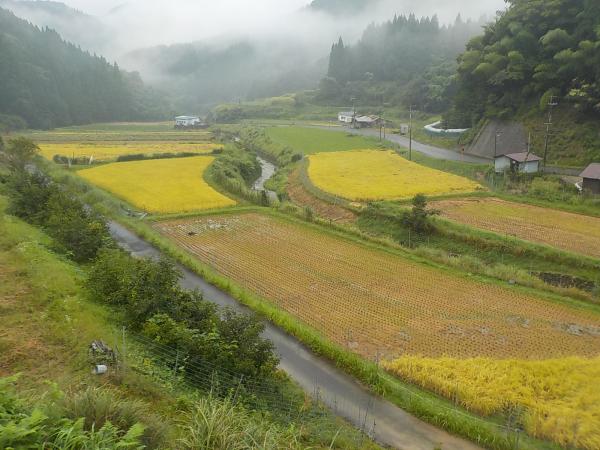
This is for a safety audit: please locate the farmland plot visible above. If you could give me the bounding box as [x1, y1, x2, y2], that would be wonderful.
[40, 142, 219, 162]
[265, 126, 378, 154]
[308, 150, 481, 201]
[154, 213, 600, 361]
[434, 197, 600, 259]
[384, 356, 600, 449]
[79, 156, 235, 213]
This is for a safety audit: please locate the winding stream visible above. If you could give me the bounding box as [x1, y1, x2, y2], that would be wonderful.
[253, 156, 278, 201]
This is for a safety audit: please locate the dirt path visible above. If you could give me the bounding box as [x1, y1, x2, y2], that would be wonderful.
[287, 167, 356, 223]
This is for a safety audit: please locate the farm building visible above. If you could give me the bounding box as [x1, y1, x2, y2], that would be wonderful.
[338, 111, 382, 128]
[494, 152, 542, 174]
[354, 115, 381, 128]
[174, 115, 205, 128]
[338, 111, 354, 124]
[580, 163, 600, 194]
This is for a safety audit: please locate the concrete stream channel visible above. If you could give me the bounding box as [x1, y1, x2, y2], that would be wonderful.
[107, 157, 481, 450]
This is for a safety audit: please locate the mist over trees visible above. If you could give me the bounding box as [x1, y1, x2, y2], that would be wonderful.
[317, 13, 486, 112]
[126, 40, 325, 112]
[0, 7, 168, 129]
[448, 0, 600, 127]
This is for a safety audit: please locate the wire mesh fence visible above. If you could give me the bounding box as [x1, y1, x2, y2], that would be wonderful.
[101, 328, 535, 450]
[110, 329, 379, 448]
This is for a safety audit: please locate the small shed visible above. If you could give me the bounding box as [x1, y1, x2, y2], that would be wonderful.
[494, 152, 542, 174]
[175, 115, 201, 128]
[354, 115, 381, 128]
[338, 111, 354, 124]
[580, 163, 600, 194]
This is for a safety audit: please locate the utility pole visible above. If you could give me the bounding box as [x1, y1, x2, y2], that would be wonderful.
[494, 130, 502, 157]
[408, 105, 416, 161]
[543, 95, 559, 170]
[351, 97, 357, 129]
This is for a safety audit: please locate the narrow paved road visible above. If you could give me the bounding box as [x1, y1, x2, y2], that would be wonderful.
[109, 221, 482, 450]
[314, 125, 492, 164]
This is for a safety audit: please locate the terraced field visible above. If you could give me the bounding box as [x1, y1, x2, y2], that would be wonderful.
[287, 167, 356, 223]
[433, 197, 600, 259]
[384, 356, 600, 449]
[308, 150, 482, 201]
[39, 142, 219, 161]
[154, 212, 600, 361]
[79, 156, 235, 213]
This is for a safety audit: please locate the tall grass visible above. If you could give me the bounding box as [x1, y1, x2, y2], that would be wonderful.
[179, 396, 302, 450]
[58, 387, 171, 449]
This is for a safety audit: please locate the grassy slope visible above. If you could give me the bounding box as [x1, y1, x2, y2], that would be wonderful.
[523, 107, 600, 167]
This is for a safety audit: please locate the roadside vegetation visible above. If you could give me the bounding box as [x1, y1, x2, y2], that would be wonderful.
[0, 135, 382, 449]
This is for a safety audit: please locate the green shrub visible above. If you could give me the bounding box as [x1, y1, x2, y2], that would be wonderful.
[86, 248, 278, 381]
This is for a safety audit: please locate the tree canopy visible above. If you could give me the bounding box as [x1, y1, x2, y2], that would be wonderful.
[0, 7, 168, 129]
[317, 13, 485, 111]
[448, 0, 600, 126]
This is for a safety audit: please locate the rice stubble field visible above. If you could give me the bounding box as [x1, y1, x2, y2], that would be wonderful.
[433, 197, 600, 259]
[153, 212, 600, 449]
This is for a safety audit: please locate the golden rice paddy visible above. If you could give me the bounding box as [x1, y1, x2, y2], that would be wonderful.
[39, 142, 219, 161]
[384, 356, 600, 449]
[79, 156, 235, 213]
[307, 149, 482, 201]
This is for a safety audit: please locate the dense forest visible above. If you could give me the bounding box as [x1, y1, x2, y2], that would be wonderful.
[317, 13, 485, 112]
[0, 7, 167, 130]
[448, 0, 600, 127]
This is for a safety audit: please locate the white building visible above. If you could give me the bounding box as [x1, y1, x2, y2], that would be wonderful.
[338, 111, 354, 124]
[175, 115, 201, 127]
[494, 152, 542, 174]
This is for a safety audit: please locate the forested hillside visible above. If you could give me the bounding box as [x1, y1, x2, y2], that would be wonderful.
[317, 14, 485, 112]
[0, 7, 167, 130]
[0, 0, 108, 53]
[449, 0, 600, 127]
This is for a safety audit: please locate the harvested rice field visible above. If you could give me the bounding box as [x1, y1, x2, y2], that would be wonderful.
[154, 212, 600, 361]
[433, 197, 600, 259]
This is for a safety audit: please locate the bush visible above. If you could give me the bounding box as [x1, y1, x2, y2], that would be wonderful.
[4, 170, 110, 262]
[87, 249, 278, 381]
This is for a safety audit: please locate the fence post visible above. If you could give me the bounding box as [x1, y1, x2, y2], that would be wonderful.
[121, 326, 126, 375]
